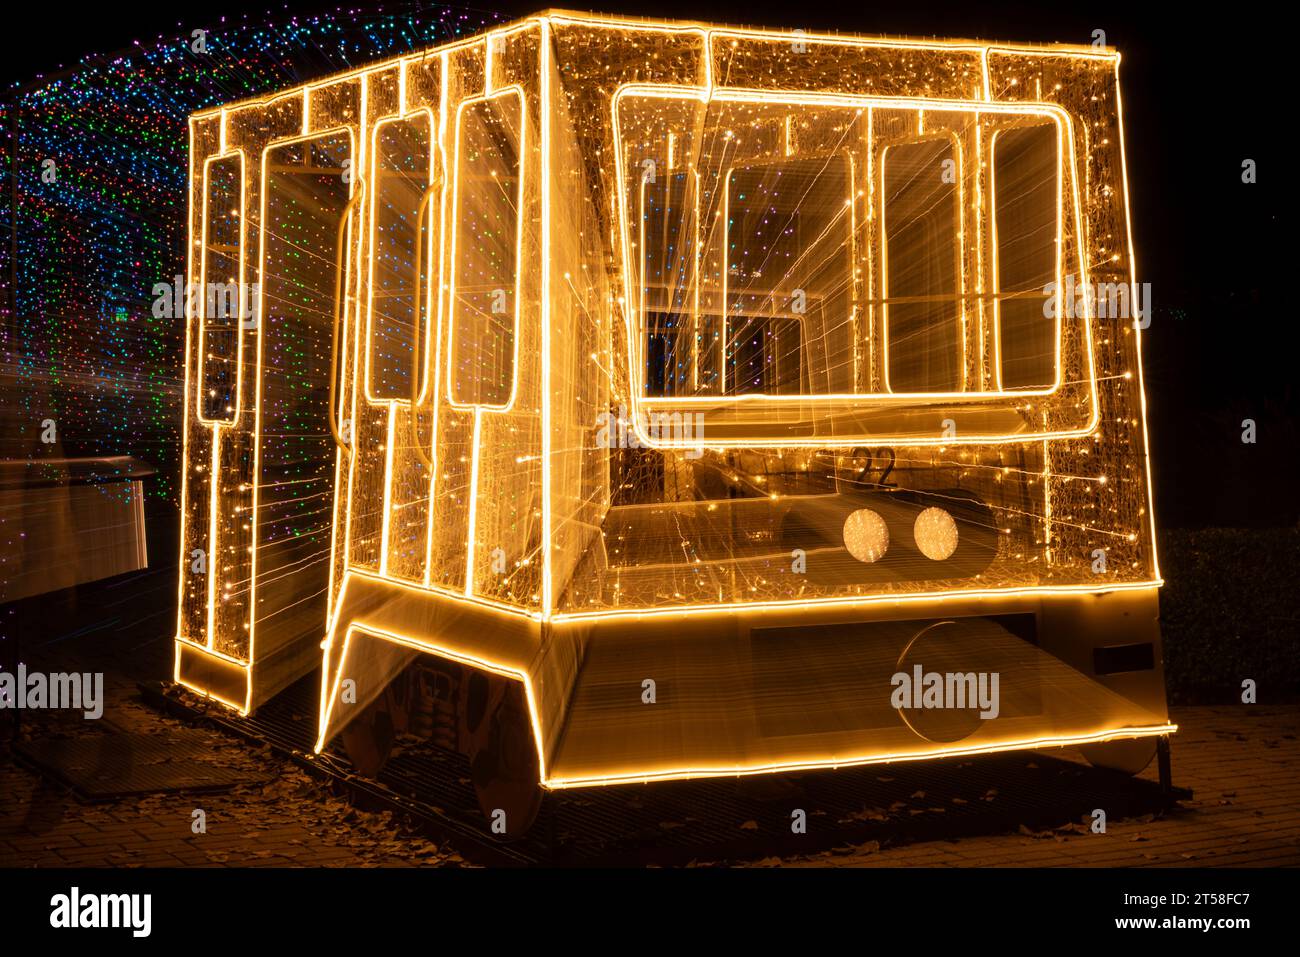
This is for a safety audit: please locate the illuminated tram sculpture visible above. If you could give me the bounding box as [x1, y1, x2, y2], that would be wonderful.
[175, 10, 1173, 835]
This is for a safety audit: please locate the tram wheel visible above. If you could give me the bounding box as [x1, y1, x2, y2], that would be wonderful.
[340, 686, 397, 778]
[1080, 737, 1157, 776]
[469, 682, 543, 839]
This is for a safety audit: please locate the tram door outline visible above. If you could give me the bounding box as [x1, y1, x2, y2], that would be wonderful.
[251, 133, 354, 678]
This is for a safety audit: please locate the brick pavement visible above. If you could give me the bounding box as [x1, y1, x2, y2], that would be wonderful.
[1, 664, 466, 868]
[763, 704, 1300, 867]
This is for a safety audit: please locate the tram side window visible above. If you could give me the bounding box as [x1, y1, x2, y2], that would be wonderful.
[450, 92, 523, 409]
[993, 123, 1059, 390]
[199, 156, 243, 422]
[882, 139, 962, 393]
[369, 114, 433, 402]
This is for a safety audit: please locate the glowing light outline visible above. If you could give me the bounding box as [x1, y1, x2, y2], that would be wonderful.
[988, 119, 1065, 392]
[610, 85, 1098, 450]
[879, 127, 969, 396]
[362, 107, 438, 407]
[246, 123, 359, 679]
[444, 85, 527, 414]
[1113, 56, 1162, 582]
[193, 151, 248, 427]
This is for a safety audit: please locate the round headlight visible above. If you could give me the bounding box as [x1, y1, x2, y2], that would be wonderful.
[913, 507, 958, 560]
[843, 508, 889, 563]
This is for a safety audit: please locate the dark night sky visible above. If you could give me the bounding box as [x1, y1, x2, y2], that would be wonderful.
[2, 1, 1289, 526]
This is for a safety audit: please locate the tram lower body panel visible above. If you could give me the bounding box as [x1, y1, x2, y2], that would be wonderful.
[318, 574, 1171, 791]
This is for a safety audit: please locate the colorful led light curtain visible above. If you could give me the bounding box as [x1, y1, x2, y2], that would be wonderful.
[0, 3, 504, 499]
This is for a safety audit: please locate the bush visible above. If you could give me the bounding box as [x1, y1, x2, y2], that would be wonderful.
[1158, 527, 1300, 704]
